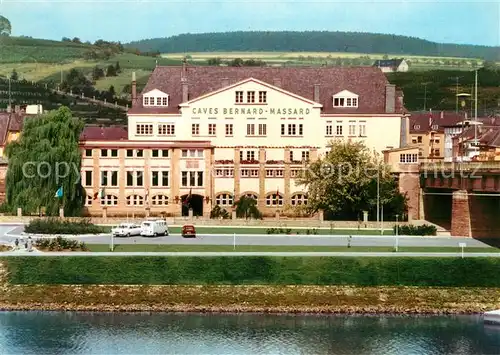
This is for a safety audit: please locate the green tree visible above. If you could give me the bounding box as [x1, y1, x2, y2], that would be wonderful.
[5, 107, 85, 216]
[106, 64, 117, 77]
[92, 66, 105, 81]
[0, 15, 11, 36]
[234, 196, 262, 219]
[108, 85, 116, 96]
[10, 69, 18, 81]
[207, 57, 222, 65]
[115, 61, 121, 73]
[296, 140, 407, 220]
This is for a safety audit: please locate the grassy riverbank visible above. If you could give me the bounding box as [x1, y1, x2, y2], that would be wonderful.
[1, 259, 499, 314]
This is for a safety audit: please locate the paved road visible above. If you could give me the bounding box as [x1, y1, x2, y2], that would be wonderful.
[0, 225, 495, 248]
[0, 251, 499, 257]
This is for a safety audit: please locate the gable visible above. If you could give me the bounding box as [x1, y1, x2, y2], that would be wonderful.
[143, 88, 168, 97]
[333, 90, 358, 98]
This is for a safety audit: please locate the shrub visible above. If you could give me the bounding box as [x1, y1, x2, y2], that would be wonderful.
[209, 205, 230, 219]
[394, 224, 437, 236]
[25, 218, 106, 235]
[34, 236, 88, 251]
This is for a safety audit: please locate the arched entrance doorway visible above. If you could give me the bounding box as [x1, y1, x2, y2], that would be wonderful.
[181, 194, 204, 217]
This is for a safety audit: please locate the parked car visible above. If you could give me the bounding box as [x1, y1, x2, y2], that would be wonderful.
[182, 224, 196, 238]
[141, 219, 169, 237]
[111, 223, 142, 237]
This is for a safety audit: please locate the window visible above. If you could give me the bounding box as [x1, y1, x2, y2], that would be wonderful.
[127, 195, 144, 206]
[258, 91, 267, 103]
[143, 95, 168, 106]
[85, 149, 92, 157]
[336, 122, 343, 136]
[433, 149, 440, 156]
[151, 171, 169, 187]
[158, 124, 175, 135]
[299, 124, 303, 135]
[85, 195, 92, 206]
[215, 168, 234, 177]
[216, 193, 233, 206]
[414, 125, 421, 130]
[325, 121, 333, 136]
[291, 194, 308, 206]
[126, 149, 133, 157]
[247, 124, 255, 136]
[235, 91, 243, 103]
[266, 193, 283, 206]
[110, 171, 118, 186]
[417, 136, 423, 143]
[181, 171, 204, 187]
[281, 124, 286, 135]
[100, 171, 108, 186]
[192, 123, 200, 136]
[399, 153, 418, 163]
[136, 124, 153, 135]
[333, 95, 358, 108]
[243, 193, 258, 200]
[289, 151, 294, 162]
[359, 121, 366, 136]
[126, 171, 143, 186]
[101, 149, 108, 157]
[151, 194, 169, 206]
[432, 124, 439, 131]
[287, 124, 296, 136]
[334, 98, 345, 107]
[152, 149, 159, 157]
[111, 149, 118, 157]
[247, 91, 255, 103]
[208, 123, 216, 136]
[136, 150, 143, 157]
[258, 123, 267, 136]
[84, 171, 92, 187]
[225, 124, 233, 136]
[246, 151, 256, 161]
[301, 151, 309, 160]
[101, 194, 118, 206]
[241, 169, 259, 177]
[290, 169, 304, 178]
[348, 121, 356, 136]
[181, 149, 203, 158]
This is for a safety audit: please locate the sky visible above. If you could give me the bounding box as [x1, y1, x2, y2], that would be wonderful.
[0, 0, 498, 46]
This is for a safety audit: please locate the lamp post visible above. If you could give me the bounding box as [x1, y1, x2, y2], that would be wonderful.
[395, 214, 399, 252]
[376, 166, 380, 225]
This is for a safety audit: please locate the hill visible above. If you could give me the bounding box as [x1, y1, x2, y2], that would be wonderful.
[125, 31, 500, 60]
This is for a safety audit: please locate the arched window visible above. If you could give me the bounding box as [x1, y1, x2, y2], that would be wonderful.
[266, 193, 283, 206]
[151, 194, 169, 206]
[291, 193, 308, 206]
[243, 193, 258, 200]
[101, 194, 118, 206]
[85, 195, 93, 206]
[127, 195, 144, 206]
[216, 193, 233, 206]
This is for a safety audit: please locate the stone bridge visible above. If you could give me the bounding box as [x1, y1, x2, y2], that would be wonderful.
[419, 162, 500, 238]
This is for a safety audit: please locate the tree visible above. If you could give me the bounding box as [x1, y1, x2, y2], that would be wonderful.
[228, 58, 244, 67]
[0, 15, 11, 36]
[207, 57, 222, 66]
[234, 196, 262, 219]
[72, 37, 81, 43]
[5, 107, 85, 216]
[296, 140, 407, 220]
[108, 85, 115, 96]
[114, 61, 121, 73]
[92, 66, 105, 81]
[10, 69, 18, 81]
[106, 64, 117, 77]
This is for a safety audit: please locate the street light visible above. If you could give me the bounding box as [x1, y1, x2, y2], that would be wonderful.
[395, 214, 399, 252]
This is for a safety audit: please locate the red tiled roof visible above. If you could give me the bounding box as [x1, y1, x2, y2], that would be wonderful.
[453, 125, 500, 147]
[0, 112, 25, 146]
[80, 126, 128, 141]
[128, 66, 404, 115]
[409, 111, 464, 133]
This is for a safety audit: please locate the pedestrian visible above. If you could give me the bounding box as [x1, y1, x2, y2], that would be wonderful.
[27, 237, 33, 252]
[14, 238, 19, 250]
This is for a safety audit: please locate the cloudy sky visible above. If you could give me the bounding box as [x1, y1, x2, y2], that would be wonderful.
[0, 0, 498, 46]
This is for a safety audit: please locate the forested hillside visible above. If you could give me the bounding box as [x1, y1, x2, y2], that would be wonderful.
[126, 31, 500, 60]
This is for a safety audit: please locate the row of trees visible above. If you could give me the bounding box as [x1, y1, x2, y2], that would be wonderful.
[92, 61, 121, 80]
[207, 57, 266, 67]
[3, 112, 408, 219]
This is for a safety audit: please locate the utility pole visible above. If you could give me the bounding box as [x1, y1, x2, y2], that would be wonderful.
[8, 77, 11, 108]
[417, 82, 431, 111]
[449, 76, 462, 113]
[474, 69, 478, 144]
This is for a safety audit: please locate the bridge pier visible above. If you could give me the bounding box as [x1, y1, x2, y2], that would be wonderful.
[451, 190, 471, 237]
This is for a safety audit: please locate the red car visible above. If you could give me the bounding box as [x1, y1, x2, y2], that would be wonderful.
[182, 225, 196, 238]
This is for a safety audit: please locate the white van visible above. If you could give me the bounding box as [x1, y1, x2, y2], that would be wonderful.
[140, 219, 169, 237]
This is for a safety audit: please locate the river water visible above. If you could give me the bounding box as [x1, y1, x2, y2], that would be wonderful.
[0, 312, 499, 354]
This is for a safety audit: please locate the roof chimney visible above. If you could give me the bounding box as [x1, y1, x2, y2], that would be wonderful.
[131, 72, 137, 104]
[182, 81, 189, 103]
[273, 78, 282, 88]
[222, 77, 229, 88]
[14, 105, 20, 113]
[313, 84, 320, 103]
[6, 105, 11, 113]
[385, 84, 396, 113]
[440, 111, 444, 119]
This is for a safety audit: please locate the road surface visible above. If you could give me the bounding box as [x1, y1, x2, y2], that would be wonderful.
[0, 225, 495, 248]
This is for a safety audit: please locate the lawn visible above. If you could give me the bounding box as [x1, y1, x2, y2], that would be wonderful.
[93, 68, 151, 93]
[86, 244, 499, 253]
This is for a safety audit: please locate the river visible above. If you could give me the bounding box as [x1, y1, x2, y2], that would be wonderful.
[0, 312, 499, 354]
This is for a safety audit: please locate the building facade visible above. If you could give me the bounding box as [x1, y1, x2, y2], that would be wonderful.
[80, 65, 408, 217]
[373, 59, 409, 73]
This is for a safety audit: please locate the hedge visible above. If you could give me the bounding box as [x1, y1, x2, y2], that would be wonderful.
[25, 218, 106, 235]
[394, 224, 437, 236]
[4, 256, 500, 287]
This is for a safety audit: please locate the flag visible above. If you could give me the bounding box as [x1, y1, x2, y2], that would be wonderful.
[275, 188, 279, 205]
[183, 188, 192, 206]
[145, 190, 149, 204]
[55, 186, 63, 198]
[429, 109, 433, 128]
[93, 188, 105, 200]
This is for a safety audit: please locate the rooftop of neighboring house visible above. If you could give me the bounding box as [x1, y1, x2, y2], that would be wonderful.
[452, 124, 500, 148]
[0, 110, 25, 147]
[128, 65, 406, 115]
[80, 125, 129, 141]
[373, 58, 406, 68]
[409, 111, 466, 134]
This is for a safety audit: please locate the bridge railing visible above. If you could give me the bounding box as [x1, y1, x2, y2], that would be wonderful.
[420, 161, 500, 171]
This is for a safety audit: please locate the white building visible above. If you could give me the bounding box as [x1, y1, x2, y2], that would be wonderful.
[80, 64, 408, 217]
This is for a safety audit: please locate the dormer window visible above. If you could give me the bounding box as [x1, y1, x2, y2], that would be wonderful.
[142, 89, 169, 107]
[332, 90, 359, 108]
